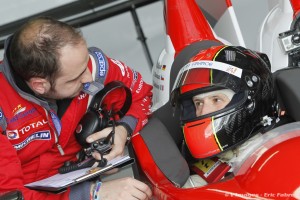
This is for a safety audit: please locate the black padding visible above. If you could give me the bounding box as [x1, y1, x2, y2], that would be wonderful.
[274, 67, 300, 121]
[153, 102, 182, 148]
[139, 117, 190, 187]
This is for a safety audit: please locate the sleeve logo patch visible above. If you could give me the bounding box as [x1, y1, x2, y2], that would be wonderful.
[111, 59, 125, 76]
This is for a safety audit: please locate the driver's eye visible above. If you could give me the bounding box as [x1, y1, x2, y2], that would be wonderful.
[194, 101, 203, 107]
[212, 97, 222, 103]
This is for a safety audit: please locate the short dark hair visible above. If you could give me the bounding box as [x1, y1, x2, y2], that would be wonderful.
[9, 16, 84, 84]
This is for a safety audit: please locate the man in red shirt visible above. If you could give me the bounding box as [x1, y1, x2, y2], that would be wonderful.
[0, 16, 153, 200]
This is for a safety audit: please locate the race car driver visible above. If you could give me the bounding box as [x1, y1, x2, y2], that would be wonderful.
[170, 45, 280, 187]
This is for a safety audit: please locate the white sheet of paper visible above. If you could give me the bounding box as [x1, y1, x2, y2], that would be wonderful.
[25, 155, 131, 188]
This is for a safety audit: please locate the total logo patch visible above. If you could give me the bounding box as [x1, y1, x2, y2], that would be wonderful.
[6, 119, 48, 140]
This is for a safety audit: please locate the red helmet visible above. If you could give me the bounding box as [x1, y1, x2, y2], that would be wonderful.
[170, 46, 277, 159]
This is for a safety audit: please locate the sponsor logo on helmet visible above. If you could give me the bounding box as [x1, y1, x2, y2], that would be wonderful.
[13, 131, 51, 150]
[94, 51, 106, 77]
[225, 66, 239, 75]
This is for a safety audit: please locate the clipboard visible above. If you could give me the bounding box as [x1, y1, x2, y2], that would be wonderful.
[25, 155, 134, 193]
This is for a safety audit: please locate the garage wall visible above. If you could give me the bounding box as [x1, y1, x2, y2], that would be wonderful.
[0, 0, 274, 83]
[0, 1, 164, 84]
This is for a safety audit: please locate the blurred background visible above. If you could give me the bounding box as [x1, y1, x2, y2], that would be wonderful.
[0, 0, 275, 84]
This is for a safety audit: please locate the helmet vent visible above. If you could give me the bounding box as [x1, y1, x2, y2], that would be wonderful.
[225, 50, 236, 62]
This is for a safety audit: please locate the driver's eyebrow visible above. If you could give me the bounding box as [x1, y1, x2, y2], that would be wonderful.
[208, 95, 221, 99]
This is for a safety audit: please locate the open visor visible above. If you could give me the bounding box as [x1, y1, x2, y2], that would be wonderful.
[171, 60, 259, 106]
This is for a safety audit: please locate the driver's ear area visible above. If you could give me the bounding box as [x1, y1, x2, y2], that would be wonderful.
[27, 77, 51, 95]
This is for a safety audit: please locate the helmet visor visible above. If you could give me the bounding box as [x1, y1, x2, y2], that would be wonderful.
[172, 60, 244, 95]
[171, 60, 257, 120]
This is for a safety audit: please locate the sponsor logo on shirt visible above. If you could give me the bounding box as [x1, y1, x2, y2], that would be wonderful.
[136, 79, 144, 94]
[78, 92, 88, 100]
[111, 59, 125, 76]
[12, 104, 26, 116]
[83, 82, 91, 90]
[13, 131, 51, 150]
[133, 70, 138, 81]
[7, 129, 19, 139]
[95, 51, 106, 77]
[8, 108, 37, 124]
[130, 70, 138, 90]
[6, 119, 48, 140]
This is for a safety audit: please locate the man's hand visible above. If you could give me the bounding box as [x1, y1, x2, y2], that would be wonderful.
[97, 177, 152, 200]
[86, 125, 128, 161]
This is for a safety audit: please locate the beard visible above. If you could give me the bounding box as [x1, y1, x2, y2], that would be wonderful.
[42, 85, 82, 101]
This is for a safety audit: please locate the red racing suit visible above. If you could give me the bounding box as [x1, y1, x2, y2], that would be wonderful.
[0, 43, 152, 199]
